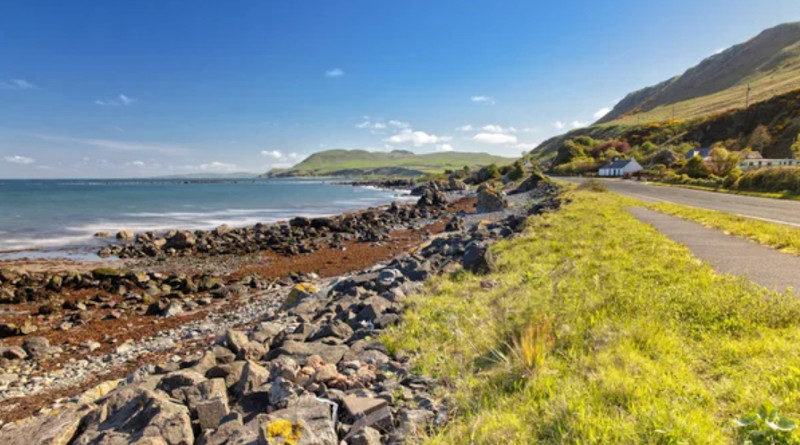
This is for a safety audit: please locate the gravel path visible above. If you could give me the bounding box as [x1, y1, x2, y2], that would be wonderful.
[557, 177, 800, 227]
[629, 207, 800, 295]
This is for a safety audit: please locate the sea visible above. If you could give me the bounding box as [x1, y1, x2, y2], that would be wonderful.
[0, 178, 411, 260]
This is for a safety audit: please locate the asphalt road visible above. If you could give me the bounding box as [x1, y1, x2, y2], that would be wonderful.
[629, 207, 800, 295]
[556, 177, 800, 227]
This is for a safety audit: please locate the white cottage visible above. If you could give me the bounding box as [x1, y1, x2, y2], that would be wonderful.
[598, 158, 643, 177]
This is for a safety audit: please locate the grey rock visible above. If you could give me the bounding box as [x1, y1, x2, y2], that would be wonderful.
[196, 397, 229, 432]
[72, 387, 193, 445]
[259, 395, 336, 445]
[0, 346, 27, 360]
[23, 336, 53, 359]
[348, 426, 382, 445]
[266, 341, 349, 365]
[158, 369, 207, 392]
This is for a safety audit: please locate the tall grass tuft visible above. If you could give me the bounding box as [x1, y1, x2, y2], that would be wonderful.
[512, 319, 554, 375]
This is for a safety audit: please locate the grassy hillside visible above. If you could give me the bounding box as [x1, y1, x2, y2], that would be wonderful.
[262, 149, 515, 177]
[598, 21, 800, 125]
[531, 87, 800, 162]
[385, 188, 800, 443]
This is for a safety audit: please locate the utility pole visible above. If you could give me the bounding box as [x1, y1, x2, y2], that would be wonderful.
[745, 83, 751, 108]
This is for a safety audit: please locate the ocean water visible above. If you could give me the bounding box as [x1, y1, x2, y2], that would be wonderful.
[0, 178, 410, 257]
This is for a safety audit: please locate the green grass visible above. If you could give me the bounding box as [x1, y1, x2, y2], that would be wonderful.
[645, 200, 800, 257]
[607, 70, 800, 125]
[383, 189, 800, 444]
[262, 149, 515, 177]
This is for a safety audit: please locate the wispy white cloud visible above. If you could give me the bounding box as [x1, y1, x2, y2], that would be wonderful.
[356, 120, 386, 130]
[325, 68, 344, 77]
[385, 128, 445, 147]
[593, 107, 612, 119]
[482, 124, 517, 133]
[356, 118, 408, 131]
[4, 155, 34, 164]
[129, 160, 146, 167]
[437, 143, 455, 152]
[457, 124, 474, 132]
[554, 121, 565, 130]
[473, 133, 518, 144]
[571, 120, 588, 128]
[33, 134, 189, 155]
[471, 95, 496, 105]
[0, 79, 37, 90]
[95, 93, 136, 106]
[260, 150, 284, 159]
[714, 47, 725, 55]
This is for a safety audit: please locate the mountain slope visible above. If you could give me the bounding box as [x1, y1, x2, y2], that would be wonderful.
[597, 21, 800, 124]
[262, 149, 514, 177]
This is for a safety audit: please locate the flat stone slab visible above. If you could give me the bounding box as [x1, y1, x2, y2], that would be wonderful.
[628, 207, 800, 295]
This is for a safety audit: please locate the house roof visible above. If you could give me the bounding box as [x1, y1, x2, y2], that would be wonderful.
[737, 150, 763, 159]
[600, 159, 635, 170]
[685, 148, 712, 159]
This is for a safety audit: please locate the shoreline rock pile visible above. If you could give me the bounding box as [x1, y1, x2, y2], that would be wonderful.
[0, 182, 561, 444]
[100, 197, 450, 260]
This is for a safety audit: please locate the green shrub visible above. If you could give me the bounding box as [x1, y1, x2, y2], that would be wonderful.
[736, 167, 800, 193]
[506, 162, 525, 181]
[683, 155, 711, 178]
[576, 178, 607, 192]
[733, 403, 797, 444]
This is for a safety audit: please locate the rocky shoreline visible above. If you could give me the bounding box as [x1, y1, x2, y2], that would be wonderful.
[0, 179, 560, 444]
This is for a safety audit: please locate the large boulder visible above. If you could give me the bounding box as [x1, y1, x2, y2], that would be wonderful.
[0, 404, 92, 445]
[475, 185, 507, 213]
[72, 387, 194, 445]
[116, 230, 135, 241]
[165, 231, 197, 250]
[447, 177, 469, 191]
[415, 183, 448, 208]
[511, 167, 548, 194]
[462, 242, 496, 274]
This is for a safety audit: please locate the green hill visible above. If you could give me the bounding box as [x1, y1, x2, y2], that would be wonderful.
[261, 149, 515, 177]
[598, 21, 800, 125]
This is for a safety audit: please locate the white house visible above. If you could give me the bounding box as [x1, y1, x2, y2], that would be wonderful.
[598, 158, 643, 177]
[738, 157, 800, 171]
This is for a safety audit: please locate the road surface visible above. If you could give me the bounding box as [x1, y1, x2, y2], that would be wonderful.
[629, 208, 800, 295]
[556, 177, 800, 227]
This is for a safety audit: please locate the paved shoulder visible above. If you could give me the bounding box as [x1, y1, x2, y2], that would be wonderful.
[628, 207, 800, 295]
[556, 177, 800, 227]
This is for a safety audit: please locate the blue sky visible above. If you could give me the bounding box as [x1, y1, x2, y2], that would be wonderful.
[1, 0, 798, 178]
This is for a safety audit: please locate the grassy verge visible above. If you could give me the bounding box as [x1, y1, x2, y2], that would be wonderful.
[383, 189, 800, 443]
[645, 201, 800, 257]
[647, 180, 800, 201]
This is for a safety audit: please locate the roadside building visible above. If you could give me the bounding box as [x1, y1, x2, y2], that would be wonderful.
[598, 158, 643, 177]
[739, 157, 800, 170]
[684, 148, 713, 160]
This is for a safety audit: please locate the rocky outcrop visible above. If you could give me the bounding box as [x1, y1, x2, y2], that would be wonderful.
[476, 185, 507, 213]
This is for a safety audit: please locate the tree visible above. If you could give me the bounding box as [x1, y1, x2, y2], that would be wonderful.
[748, 125, 772, 153]
[684, 155, 711, 178]
[706, 146, 739, 176]
[791, 134, 800, 159]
